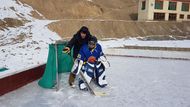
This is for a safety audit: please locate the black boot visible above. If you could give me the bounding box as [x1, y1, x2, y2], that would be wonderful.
[68, 73, 76, 87]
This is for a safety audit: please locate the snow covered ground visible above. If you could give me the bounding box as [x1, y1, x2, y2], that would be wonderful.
[1, 56, 190, 107]
[104, 48, 190, 60]
[99, 38, 190, 49]
[0, 19, 61, 78]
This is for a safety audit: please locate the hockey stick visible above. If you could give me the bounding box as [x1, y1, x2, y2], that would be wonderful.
[75, 59, 97, 95]
[79, 66, 106, 96]
[79, 71, 96, 95]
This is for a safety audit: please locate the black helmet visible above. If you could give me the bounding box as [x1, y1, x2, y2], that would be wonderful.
[88, 36, 97, 49]
[89, 36, 97, 44]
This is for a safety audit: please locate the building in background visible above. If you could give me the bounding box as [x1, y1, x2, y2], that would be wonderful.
[138, 0, 190, 21]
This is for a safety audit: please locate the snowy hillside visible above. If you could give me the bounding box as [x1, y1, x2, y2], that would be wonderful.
[0, 0, 61, 77]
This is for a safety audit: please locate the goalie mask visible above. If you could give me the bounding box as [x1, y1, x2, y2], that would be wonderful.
[88, 36, 97, 49]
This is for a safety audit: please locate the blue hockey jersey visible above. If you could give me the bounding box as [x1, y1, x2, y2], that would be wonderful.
[77, 43, 104, 62]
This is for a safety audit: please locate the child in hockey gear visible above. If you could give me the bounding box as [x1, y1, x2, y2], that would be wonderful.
[63, 26, 92, 87]
[71, 36, 109, 90]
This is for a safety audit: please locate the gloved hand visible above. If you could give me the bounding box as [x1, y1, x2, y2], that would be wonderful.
[62, 47, 70, 54]
[98, 55, 110, 68]
[88, 56, 96, 63]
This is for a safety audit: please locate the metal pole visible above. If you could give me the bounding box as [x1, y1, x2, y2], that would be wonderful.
[55, 44, 59, 91]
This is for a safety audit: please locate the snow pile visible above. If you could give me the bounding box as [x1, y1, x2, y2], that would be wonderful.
[99, 38, 190, 49]
[99, 38, 190, 61]
[0, 0, 61, 78]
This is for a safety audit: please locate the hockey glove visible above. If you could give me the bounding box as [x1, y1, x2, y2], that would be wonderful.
[98, 55, 110, 68]
[88, 56, 96, 63]
[71, 59, 84, 75]
[62, 47, 70, 54]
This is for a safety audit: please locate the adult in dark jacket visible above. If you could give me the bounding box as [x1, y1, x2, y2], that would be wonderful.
[63, 26, 92, 59]
[63, 26, 92, 87]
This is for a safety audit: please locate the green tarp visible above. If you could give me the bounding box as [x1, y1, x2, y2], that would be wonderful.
[38, 42, 74, 88]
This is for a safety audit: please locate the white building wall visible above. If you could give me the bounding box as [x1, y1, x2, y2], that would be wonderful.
[147, 0, 154, 20]
[164, 1, 169, 20]
[177, 2, 190, 21]
[176, 2, 182, 20]
[138, 0, 190, 21]
[138, 0, 148, 21]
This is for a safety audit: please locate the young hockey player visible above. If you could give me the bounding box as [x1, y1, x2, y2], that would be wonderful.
[71, 36, 109, 90]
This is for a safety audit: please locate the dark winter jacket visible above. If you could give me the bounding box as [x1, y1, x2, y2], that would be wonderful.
[66, 26, 92, 59]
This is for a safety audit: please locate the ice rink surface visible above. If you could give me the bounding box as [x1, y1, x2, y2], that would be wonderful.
[1, 56, 190, 107]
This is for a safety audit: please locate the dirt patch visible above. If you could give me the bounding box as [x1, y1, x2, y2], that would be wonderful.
[3, 18, 24, 27]
[0, 18, 24, 30]
[20, 0, 104, 19]
[30, 11, 44, 19]
[19, 0, 138, 20]
[0, 33, 28, 46]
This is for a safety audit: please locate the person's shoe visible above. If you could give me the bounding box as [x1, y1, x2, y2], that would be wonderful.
[68, 73, 76, 87]
[70, 84, 76, 88]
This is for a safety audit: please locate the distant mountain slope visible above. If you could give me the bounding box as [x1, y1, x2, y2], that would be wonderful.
[19, 0, 138, 20]
[19, 0, 190, 39]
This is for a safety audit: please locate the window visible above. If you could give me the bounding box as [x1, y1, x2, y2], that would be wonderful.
[142, 1, 146, 10]
[169, 13, 177, 21]
[154, 13, 165, 20]
[180, 14, 184, 19]
[188, 15, 190, 19]
[168, 2, 177, 10]
[181, 3, 189, 12]
[155, 0, 163, 9]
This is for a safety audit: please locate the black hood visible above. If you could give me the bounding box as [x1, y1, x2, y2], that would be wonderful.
[76, 26, 91, 39]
